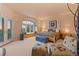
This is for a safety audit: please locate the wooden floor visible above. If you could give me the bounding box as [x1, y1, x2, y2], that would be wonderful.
[24, 33, 36, 38]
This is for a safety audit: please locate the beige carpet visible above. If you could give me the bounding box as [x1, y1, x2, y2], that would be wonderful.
[3, 37, 37, 56]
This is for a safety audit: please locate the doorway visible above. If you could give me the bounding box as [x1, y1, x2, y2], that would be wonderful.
[0, 17, 4, 42]
[0, 17, 13, 46]
[22, 20, 37, 38]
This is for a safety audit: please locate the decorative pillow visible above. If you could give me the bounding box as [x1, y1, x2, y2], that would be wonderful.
[48, 32, 61, 43]
[63, 36, 76, 52]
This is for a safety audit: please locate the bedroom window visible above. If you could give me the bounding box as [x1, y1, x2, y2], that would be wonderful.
[22, 21, 35, 34]
[7, 19, 12, 39]
[0, 17, 4, 42]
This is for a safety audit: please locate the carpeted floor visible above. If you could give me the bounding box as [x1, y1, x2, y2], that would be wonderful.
[3, 37, 37, 56]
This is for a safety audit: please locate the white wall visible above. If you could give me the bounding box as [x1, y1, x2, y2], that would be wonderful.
[58, 12, 76, 34]
[0, 4, 27, 46]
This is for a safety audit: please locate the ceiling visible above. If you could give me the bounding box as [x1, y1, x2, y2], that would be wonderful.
[4, 3, 77, 19]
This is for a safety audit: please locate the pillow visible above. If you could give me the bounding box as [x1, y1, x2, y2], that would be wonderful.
[63, 36, 76, 52]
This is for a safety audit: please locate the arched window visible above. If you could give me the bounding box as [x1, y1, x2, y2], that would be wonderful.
[22, 21, 36, 34]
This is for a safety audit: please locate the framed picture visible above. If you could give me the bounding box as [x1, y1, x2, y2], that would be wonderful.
[49, 20, 57, 29]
